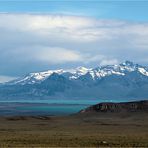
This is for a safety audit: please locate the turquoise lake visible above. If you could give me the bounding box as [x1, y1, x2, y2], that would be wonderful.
[0, 98, 127, 116]
[0, 99, 101, 116]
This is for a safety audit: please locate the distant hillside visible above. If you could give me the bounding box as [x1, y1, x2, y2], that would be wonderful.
[80, 100, 148, 113]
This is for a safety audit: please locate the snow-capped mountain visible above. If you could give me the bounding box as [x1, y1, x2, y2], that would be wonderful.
[1, 61, 148, 101]
[7, 61, 148, 85]
[7, 66, 91, 85]
[89, 61, 148, 79]
[9, 69, 65, 85]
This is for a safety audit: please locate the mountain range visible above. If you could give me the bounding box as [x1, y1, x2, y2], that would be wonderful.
[0, 61, 148, 101]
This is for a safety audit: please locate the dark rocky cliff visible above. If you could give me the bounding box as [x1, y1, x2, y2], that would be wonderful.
[80, 100, 148, 113]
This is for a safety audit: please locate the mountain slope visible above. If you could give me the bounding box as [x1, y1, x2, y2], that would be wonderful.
[1, 61, 148, 101]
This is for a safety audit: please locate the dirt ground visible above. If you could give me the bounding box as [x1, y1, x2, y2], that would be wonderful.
[0, 112, 147, 147]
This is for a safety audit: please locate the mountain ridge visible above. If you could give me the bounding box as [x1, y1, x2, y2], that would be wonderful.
[1, 61, 148, 101]
[6, 61, 148, 85]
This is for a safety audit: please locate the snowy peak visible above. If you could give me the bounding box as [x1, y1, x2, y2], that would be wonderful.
[119, 61, 139, 72]
[92, 61, 148, 79]
[10, 69, 64, 85]
[121, 60, 135, 66]
[119, 61, 148, 76]
[8, 67, 90, 85]
[7, 61, 148, 85]
[68, 66, 90, 79]
[29, 69, 64, 81]
[2, 61, 148, 101]
[91, 61, 148, 79]
[76, 66, 90, 74]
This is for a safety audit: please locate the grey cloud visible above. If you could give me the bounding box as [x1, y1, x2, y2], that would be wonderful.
[0, 13, 148, 79]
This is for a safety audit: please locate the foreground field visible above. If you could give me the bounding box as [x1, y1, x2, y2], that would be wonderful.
[0, 111, 147, 147]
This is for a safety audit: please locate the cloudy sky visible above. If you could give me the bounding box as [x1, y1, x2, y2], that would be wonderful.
[0, 0, 148, 82]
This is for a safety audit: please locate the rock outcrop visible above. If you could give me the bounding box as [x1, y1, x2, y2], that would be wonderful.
[80, 100, 148, 113]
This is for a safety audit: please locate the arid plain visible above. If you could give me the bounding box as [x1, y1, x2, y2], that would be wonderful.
[0, 111, 147, 147]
